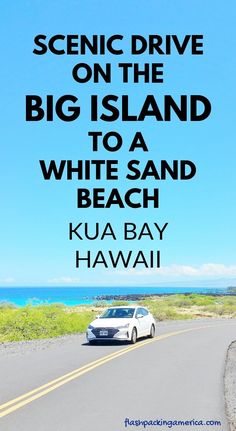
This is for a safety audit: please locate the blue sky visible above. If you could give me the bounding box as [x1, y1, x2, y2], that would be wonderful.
[0, 0, 236, 287]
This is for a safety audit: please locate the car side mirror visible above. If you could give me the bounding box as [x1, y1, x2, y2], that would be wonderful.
[136, 313, 143, 319]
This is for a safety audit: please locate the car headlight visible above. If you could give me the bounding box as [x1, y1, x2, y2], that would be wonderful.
[117, 323, 130, 329]
[88, 325, 94, 330]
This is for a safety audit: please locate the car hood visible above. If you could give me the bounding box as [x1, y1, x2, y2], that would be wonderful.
[90, 318, 132, 328]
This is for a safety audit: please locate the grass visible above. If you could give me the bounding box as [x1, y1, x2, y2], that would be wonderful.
[138, 294, 236, 320]
[0, 295, 235, 342]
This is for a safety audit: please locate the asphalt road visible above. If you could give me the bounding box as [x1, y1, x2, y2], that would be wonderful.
[0, 319, 236, 431]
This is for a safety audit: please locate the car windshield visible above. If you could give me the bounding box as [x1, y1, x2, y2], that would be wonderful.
[100, 308, 135, 319]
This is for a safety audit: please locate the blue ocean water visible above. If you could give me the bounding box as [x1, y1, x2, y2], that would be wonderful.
[0, 286, 229, 307]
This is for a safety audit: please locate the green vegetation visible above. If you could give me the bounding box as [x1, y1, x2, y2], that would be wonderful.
[0, 295, 235, 342]
[92, 300, 130, 308]
[0, 302, 17, 310]
[0, 304, 96, 342]
[138, 294, 236, 320]
[227, 286, 236, 294]
[110, 300, 130, 306]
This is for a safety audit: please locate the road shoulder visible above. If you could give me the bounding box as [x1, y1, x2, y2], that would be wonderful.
[225, 340, 236, 431]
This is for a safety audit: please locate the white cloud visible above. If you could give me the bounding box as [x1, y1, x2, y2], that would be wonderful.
[48, 276, 80, 285]
[0, 277, 15, 284]
[113, 263, 236, 278]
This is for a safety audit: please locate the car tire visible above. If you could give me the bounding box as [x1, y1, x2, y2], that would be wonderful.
[149, 324, 155, 338]
[130, 327, 137, 344]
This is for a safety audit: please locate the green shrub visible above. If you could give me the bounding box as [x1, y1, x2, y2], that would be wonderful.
[0, 305, 96, 342]
[139, 294, 236, 320]
[111, 300, 130, 306]
[92, 301, 109, 308]
[0, 302, 17, 310]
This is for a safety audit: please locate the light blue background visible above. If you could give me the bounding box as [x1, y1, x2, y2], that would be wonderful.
[1, 0, 235, 286]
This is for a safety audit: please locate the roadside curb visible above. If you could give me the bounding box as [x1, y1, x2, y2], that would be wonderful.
[224, 341, 236, 431]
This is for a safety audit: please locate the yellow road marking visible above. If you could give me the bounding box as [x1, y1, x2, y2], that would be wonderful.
[0, 323, 235, 418]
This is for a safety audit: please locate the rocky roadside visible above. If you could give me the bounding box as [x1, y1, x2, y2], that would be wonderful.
[224, 341, 236, 431]
[0, 332, 85, 357]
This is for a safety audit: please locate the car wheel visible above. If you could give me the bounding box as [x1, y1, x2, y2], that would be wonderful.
[149, 324, 155, 338]
[130, 327, 137, 344]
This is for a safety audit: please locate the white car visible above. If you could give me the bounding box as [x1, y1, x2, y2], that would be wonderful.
[86, 306, 156, 344]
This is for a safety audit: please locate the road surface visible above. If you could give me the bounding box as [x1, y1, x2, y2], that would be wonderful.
[0, 319, 236, 431]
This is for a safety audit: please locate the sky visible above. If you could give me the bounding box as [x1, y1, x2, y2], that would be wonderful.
[0, 0, 236, 287]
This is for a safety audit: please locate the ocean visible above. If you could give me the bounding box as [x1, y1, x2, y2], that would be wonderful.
[0, 286, 229, 307]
